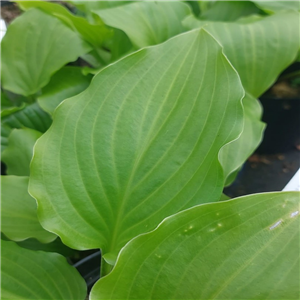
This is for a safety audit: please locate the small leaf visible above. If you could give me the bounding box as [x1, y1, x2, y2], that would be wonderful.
[17, 1, 113, 47]
[1, 102, 52, 152]
[1, 241, 86, 300]
[29, 29, 244, 260]
[38, 67, 92, 115]
[91, 192, 300, 300]
[1, 8, 90, 96]
[2, 128, 42, 176]
[1, 176, 56, 243]
[183, 11, 300, 97]
[93, 1, 192, 48]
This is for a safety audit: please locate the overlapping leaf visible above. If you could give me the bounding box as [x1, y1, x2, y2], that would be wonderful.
[219, 93, 265, 185]
[200, 1, 262, 22]
[29, 29, 244, 262]
[38, 67, 92, 115]
[183, 12, 299, 182]
[91, 192, 300, 299]
[17, 1, 112, 47]
[1, 91, 26, 116]
[183, 11, 300, 97]
[252, 1, 300, 14]
[70, 0, 131, 13]
[1, 102, 52, 152]
[1, 176, 56, 243]
[1, 8, 90, 96]
[2, 128, 42, 176]
[93, 1, 192, 49]
[1, 241, 86, 300]
[1, 233, 74, 257]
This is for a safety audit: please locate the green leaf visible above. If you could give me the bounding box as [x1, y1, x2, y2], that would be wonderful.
[185, 1, 201, 17]
[93, 1, 192, 49]
[1, 102, 52, 152]
[183, 12, 299, 184]
[219, 93, 265, 185]
[0, 92, 22, 114]
[1, 176, 56, 243]
[219, 193, 230, 201]
[1, 8, 90, 96]
[252, 1, 300, 14]
[1, 241, 86, 300]
[91, 192, 300, 299]
[200, 1, 262, 22]
[70, 1, 131, 15]
[183, 11, 300, 97]
[17, 1, 113, 47]
[16, 238, 76, 257]
[38, 67, 92, 115]
[29, 29, 244, 261]
[1, 233, 75, 257]
[104, 28, 133, 63]
[2, 128, 42, 176]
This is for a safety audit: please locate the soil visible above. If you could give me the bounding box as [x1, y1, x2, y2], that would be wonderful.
[1, 2, 21, 24]
[224, 148, 300, 198]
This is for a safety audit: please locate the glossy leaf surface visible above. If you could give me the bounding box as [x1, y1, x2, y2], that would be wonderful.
[38, 67, 92, 115]
[183, 12, 300, 97]
[94, 1, 191, 48]
[17, 1, 112, 47]
[2, 128, 42, 176]
[1, 102, 52, 152]
[1, 176, 56, 243]
[200, 1, 261, 22]
[30, 30, 244, 260]
[1, 241, 86, 300]
[92, 192, 300, 299]
[1, 8, 90, 96]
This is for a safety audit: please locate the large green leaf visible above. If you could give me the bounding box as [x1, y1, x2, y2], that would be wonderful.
[29, 29, 244, 262]
[219, 93, 265, 185]
[38, 67, 92, 115]
[2, 128, 42, 176]
[93, 1, 192, 49]
[91, 192, 300, 299]
[252, 1, 300, 14]
[200, 1, 262, 22]
[1, 102, 52, 152]
[17, 1, 112, 47]
[1, 176, 56, 243]
[1, 241, 86, 300]
[183, 12, 299, 182]
[183, 11, 300, 97]
[1, 8, 90, 96]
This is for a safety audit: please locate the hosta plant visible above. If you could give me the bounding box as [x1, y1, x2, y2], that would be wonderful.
[1, 1, 299, 299]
